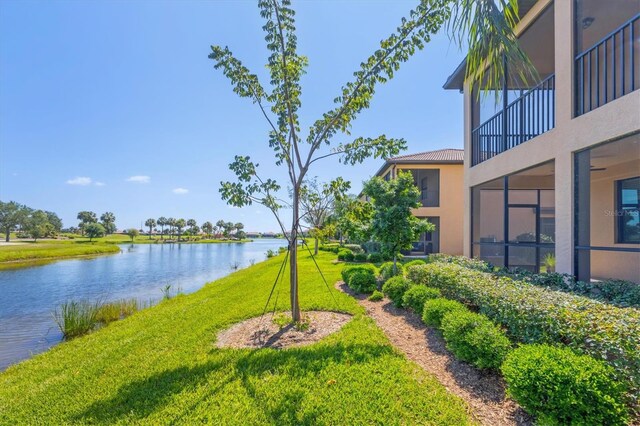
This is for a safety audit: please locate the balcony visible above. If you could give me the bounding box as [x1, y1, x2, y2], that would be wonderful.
[575, 13, 640, 116]
[471, 74, 556, 166]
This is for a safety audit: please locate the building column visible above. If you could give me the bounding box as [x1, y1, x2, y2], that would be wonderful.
[463, 81, 473, 257]
[553, 0, 575, 275]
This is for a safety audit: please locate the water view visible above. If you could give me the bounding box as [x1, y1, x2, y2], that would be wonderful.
[0, 239, 286, 370]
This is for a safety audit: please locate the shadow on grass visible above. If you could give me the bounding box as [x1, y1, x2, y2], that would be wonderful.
[75, 342, 394, 424]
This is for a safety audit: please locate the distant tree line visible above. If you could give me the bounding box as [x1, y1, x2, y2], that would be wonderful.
[0, 200, 63, 242]
[144, 218, 245, 242]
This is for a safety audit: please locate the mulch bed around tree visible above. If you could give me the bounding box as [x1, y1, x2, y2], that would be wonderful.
[337, 282, 533, 426]
[215, 310, 353, 349]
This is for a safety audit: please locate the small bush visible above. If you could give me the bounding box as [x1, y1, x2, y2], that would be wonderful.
[348, 271, 377, 293]
[422, 298, 466, 328]
[403, 259, 426, 269]
[379, 261, 404, 281]
[402, 286, 441, 316]
[426, 254, 492, 272]
[368, 290, 384, 301]
[343, 244, 364, 254]
[53, 301, 100, 339]
[337, 249, 353, 261]
[409, 262, 640, 398]
[353, 253, 367, 262]
[367, 252, 383, 263]
[382, 276, 412, 307]
[502, 344, 629, 425]
[341, 264, 377, 284]
[441, 310, 511, 370]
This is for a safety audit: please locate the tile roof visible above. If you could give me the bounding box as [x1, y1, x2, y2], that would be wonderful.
[388, 148, 464, 163]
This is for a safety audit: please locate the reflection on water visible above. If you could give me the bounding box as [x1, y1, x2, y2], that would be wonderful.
[0, 239, 286, 370]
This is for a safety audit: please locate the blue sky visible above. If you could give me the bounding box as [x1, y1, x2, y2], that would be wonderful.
[0, 0, 465, 232]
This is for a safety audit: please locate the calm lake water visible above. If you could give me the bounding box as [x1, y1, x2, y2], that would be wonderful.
[0, 239, 287, 370]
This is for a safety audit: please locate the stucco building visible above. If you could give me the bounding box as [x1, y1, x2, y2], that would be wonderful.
[372, 148, 464, 256]
[444, 0, 639, 282]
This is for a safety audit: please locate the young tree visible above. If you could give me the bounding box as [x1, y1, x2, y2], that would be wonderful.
[157, 217, 167, 240]
[175, 219, 186, 242]
[126, 228, 140, 242]
[77, 211, 98, 235]
[332, 195, 373, 245]
[299, 177, 350, 254]
[0, 201, 30, 242]
[212, 0, 529, 321]
[202, 221, 214, 239]
[145, 218, 156, 239]
[24, 210, 52, 242]
[84, 223, 105, 242]
[363, 171, 434, 272]
[100, 212, 117, 235]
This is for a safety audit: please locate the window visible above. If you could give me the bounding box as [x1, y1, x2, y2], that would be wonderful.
[617, 177, 640, 244]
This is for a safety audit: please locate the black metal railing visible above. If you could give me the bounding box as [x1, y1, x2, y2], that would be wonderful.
[471, 74, 555, 166]
[576, 14, 639, 116]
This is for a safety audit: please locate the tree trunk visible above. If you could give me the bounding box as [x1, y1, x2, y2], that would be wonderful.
[314, 237, 319, 255]
[393, 253, 397, 275]
[290, 190, 301, 322]
[4, 228, 9, 242]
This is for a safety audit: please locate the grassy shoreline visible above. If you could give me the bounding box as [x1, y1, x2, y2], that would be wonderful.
[0, 243, 121, 268]
[0, 252, 471, 424]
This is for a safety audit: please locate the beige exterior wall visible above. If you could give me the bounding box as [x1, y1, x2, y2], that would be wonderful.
[379, 163, 464, 255]
[462, 0, 640, 281]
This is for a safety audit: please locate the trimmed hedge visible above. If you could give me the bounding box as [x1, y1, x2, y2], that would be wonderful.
[379, 261, 404, 281]
[441, 310, 511, 370]
[402, 286, 441, 316]
[367, 253, 383, 263]
[368, 290, 384, 301]
[408, 262, 640, 401]
[422, 298, 467, 328]
[341, 264, 377, 284]
[426, 254, 492, 272]
[348, 271, 377, 294]
[502, 344, 629, 425]
[403, 259, 426, 269]
[353, 253, 368, 263]
[381, 276, 412, 307]
[337, 249, 352, 261]
[498, 269, 640, 308]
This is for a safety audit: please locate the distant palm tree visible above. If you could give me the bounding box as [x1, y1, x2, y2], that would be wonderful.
[167, 218, 176, 239]
[157, 217, 167, 240]
[202, 221, 213, 239]
[100, 212, 116, 235]
[145, 218, 156, 239]
[215, 219, 226, 239]
[175, 219, 186, 242]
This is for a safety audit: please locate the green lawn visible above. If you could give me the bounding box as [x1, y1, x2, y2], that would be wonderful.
[0, 242, 120, 268]
[0, 252, 472, 425]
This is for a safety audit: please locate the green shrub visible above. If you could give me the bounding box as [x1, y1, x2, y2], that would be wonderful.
[403, 259, 426, 269]
[341, 264, 377, 284]
[348, 271, 377, 294]
[497, 269, 640, 308]
[368, 290, 384, 301]
[337, 249, 352, 261]
[379, 261, 404, 281]
[53, 300, 100, 339]
[502, 344, 629, 425]
[344, 251, 355, 262]
[426, 254, 492, 272]
[441, 310, 511, 370]
[422, 298, 467, 328]
[381, 276, 412, 307]
[343, 244, 364, 254]
[408, 262, 640, 399]
[367, 252, 383, 263]
[402, 286, 441, 315]
[353, 253, 367, 262]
